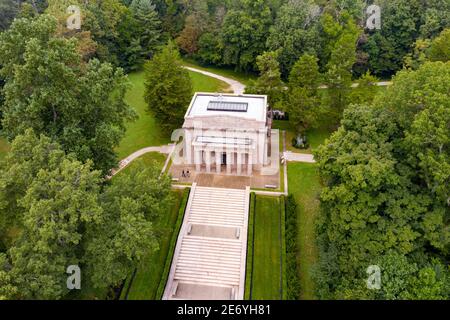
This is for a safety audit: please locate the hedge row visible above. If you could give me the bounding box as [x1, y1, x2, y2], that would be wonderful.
[280, 195, 288, 300]
[285, 194, 301, 299]
[244, 192, 256, 300]
[155, 187, 191, 299]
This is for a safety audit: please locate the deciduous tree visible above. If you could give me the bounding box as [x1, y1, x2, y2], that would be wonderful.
[0, 15, 136, 173]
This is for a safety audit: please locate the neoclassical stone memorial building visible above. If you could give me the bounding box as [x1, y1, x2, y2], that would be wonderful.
[182, 92, 271, 176]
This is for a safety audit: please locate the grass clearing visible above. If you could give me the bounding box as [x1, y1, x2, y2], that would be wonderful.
[247, 195, 285, 300]
[116, 71, 170, 159]
[287, 162, 322, 300]
[189, 70, 231, 93]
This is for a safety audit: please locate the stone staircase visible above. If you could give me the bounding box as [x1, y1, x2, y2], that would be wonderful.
[163, 184, 250, 300]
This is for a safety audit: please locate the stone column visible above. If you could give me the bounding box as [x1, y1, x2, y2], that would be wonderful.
[205, 150, 211, 173]
[216, 150, 221, 174]
[184, 129, 192, 165]
[247, 152, 253, 176]
[194, 149, 201, 172]
[226, 151, 232, 174]
[236, 152, 242, 176]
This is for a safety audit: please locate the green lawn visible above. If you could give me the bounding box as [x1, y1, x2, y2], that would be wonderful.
[0, 137, 10, 161]
[116, 70, 230, 159]
[248, 195, 284, 300]
[116, 71, 170, 159]
[287, 162, 322, 300]
[182, 57, 257, 86]
[189, 70, 231, 93]
[120, 152, 167, 175]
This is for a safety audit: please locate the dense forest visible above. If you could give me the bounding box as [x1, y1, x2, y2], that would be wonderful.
[1, 0, 449, 76]
[0, 0, 448, 300]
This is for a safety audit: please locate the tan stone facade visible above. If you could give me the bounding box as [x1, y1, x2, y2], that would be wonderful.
[182, 93, 270, 176]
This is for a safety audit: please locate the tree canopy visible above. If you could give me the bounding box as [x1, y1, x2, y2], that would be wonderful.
[0, 130, 173, 299]
[0, 14, 136, 173]
[314, 61, 450, 299]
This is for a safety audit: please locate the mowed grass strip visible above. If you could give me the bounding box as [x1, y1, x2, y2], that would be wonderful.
[251, 195, 283, 300]
[287, 162, 322, 300]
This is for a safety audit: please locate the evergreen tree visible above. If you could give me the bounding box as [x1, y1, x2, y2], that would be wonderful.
[144, 42, 192, 133]
[286, 54, 321, 133]
[245, 51, 285, 108]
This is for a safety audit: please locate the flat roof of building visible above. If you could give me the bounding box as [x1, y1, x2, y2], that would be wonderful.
[185, 93, 268, 122]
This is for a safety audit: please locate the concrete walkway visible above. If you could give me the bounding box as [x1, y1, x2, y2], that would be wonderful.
[183, 66, 246, 95]
[319, 81, 393, 89]
[163, 184, 250, 300]
[283, 151, 316, 163]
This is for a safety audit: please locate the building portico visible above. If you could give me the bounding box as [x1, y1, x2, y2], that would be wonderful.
[181, 93, 270, 177]
[193, 148, 255, 176]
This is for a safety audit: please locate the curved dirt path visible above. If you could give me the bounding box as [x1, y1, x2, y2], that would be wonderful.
[183, 66, 246, 95]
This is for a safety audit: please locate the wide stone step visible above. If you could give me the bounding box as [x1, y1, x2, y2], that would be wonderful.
[175, 271, 240, 283]
[194, 194, 245, 202]
[173, 275, 239, 287]
[176, 265, 241, 276]
[190, 204, 245, 212]
[192, 199, 245, 207]
[188, 215, 243, 222]
[189, 212, 244, 222]
[188, 219, 242, 228]
[184, 235, 242, 244]
[188, 211, 245, 220]
[191, 200, 245, 208]
[196, 187, 245, 193]
[189, 210, 245, 218]
[179, 249, 241, 260]
[176, 261, 241, 271]
[194, 192, 245, 198]
[195, 188, 246, 195]
[181, 247, 239, 258]
[177, 256, 241, 268]
[181, 239, 241, 249]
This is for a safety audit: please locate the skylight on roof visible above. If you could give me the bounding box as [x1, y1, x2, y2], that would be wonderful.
[207, 101, 248, 112]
